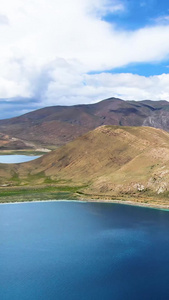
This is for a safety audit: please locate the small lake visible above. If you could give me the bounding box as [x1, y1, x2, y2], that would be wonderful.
[0, 155, 40, 163]
[1, 201, 169, 300]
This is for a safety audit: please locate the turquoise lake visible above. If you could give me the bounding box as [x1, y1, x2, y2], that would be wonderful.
[0, 201, 169, 300]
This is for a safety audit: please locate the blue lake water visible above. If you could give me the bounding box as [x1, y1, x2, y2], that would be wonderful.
[0, 201, 169, 300]
[0, 155, 40, 164]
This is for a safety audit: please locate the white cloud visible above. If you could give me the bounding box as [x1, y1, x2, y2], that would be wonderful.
[0, 0, 169, 113]
[41, 72, 169, 107]
[87, 0, 125, 17]
[1, 71, 169, 118]
[154, 15, 169, 25]
[0, 14, 9, 25]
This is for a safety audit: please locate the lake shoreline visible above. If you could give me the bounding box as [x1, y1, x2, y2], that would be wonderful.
[1, 197, 169, 211]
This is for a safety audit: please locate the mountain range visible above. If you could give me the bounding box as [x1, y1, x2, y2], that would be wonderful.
[1, 97, 169, 148]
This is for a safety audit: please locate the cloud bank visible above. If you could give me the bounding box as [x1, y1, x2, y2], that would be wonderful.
[1, 0, 169, 117]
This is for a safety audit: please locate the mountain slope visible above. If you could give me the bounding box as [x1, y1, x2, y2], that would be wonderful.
[0, 133, 35, 150]
[0, 97, 169, 147]
[1, 126, 169, 199]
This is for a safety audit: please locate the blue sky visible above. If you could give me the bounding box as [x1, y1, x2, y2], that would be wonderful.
[89, 62, 169, 77]
[102, 0, 169, 76]
[104, 0, 169, 30]
[1, 0, 169, 118]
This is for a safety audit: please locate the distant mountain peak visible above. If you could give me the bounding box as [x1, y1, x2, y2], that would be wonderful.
[0, 97, 169, 148]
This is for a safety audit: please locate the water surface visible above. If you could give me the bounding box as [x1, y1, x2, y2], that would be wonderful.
[0, 155, 40, 163]
[0, 201, 169, 300]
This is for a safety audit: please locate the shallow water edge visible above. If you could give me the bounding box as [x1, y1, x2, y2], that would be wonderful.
[1, 198, 169, 212]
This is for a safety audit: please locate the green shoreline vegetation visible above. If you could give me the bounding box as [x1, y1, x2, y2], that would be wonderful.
[1, 184, 169, 210]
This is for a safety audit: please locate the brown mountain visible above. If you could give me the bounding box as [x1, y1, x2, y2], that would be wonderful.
[1, 126, 169, 202]
[0, 97, 169, 148]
